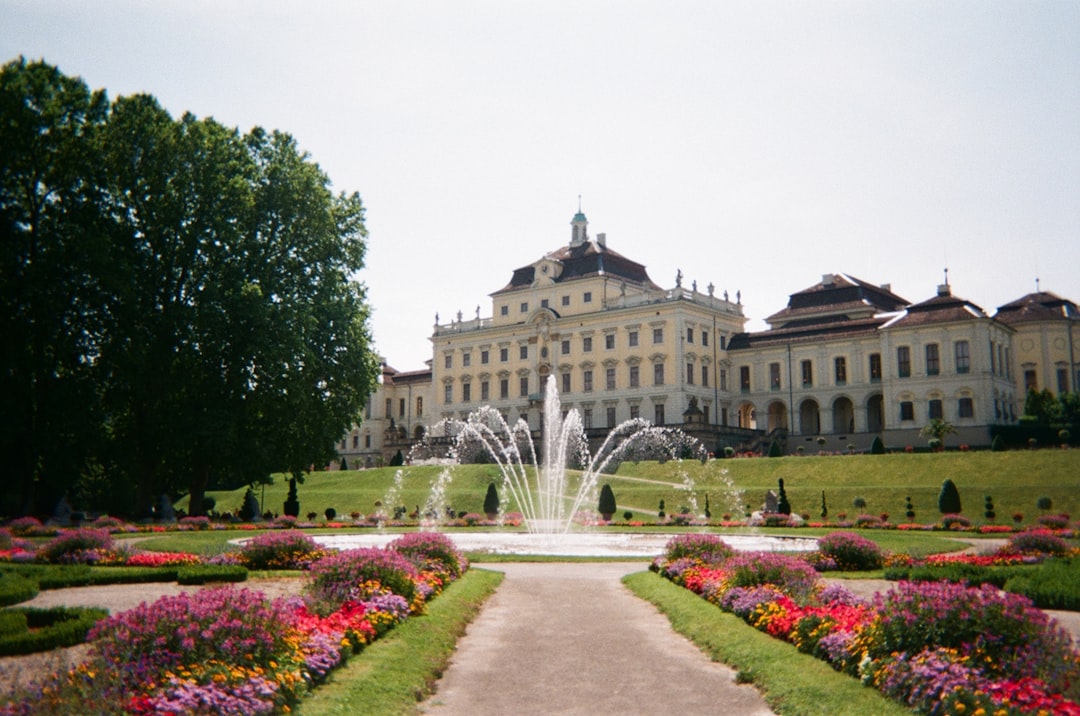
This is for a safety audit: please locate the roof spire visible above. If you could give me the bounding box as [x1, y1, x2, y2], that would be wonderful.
[944, 267, 949, 286]
[1036, 276, 1041, 293]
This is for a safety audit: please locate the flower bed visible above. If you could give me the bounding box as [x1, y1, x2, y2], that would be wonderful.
[653, 532, 1080, 715]
[0, 531, 468, 715]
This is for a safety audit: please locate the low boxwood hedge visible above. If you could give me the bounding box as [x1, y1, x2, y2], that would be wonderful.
[0, 606, 108, 656]
[1004, 558, 1080, 610]
[0, 573, 39, 606]
[176, 564, 248, 585]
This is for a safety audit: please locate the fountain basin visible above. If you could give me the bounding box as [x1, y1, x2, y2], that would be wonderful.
[312, 531, 818, 559]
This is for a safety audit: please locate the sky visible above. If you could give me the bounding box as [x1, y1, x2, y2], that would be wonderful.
[4, 1, 1078, 370]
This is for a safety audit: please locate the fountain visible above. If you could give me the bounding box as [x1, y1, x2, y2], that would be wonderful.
[311, 376, 818, 557]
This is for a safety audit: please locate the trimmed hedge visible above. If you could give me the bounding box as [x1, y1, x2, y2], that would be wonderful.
[1004, 558, 1080, 611]
[176, 564, 248, 585]
[0, 573, 39, 606]
[0, 606, 108, 656]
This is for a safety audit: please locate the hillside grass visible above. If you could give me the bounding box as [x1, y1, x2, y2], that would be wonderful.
[182, 451, 1080, 530]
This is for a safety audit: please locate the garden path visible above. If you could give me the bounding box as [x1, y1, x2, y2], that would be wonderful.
[419, 562, 776, 716]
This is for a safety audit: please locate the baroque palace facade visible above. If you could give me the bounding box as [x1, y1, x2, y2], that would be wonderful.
[339, 212, 1079, 468]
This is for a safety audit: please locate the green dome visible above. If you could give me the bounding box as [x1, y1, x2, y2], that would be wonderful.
[572, 211, 587, 222]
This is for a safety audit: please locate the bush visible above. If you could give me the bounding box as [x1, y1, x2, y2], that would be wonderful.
[817, 531, 884, 571]
[1004, 558, 1080, 610]
[1002, 528, 1071, 557]
[870, 436, 886, 454]
[176, 564, 248, 585]
[597, 484, 617, 517]
[862, 581, 1077, 688]
[724, 552, 818, 601]
[1036, 513, 1070, 529]
[0, 572, 39, 606]
[307, 547, 419, 609]
[37, 528, 122, 564]
[941, 513, 971, 530]
[0, 606, 108, 656]
[662, 533, 734, 563]
[389, 531, 467, 579]
[938, 479, 962, 514]
[483, 483, 500, 515]
[238, 530, 326, 570]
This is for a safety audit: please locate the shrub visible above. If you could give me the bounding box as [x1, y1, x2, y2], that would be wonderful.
[0, 572, 39, 606]
[37, 528, 122, 565]
[178, 515, 211, 530]
[307, 548, 419, 609]
[1036, 513, 1070, 529]
[852, 497, 867, 510]
[1036, 496, 1053, 511]
[6, 517, 45, 536]
[389, 531, 467, 579]
[0, 606, 108, 656]
[817, 531, 884, 571]
[863, 581, 1078, 689]
[1004, 558, 1080, 610]
[597, 484, 617, 517]
[662, 533, 734, 563]
[1002, 528, 1072, 557]
[991, 434, 1005, 451]
[870, 436, 886, 454]
[941, 513, 971, 530]
[724, 552, 818, 601]
[324, 507, 337, 521]
[767, 440, 783, 457]
[239, 530, 325, 570]
[938, 479, 962, 514]
[483, 483, 500, 515]
[176, 564, 248, 585]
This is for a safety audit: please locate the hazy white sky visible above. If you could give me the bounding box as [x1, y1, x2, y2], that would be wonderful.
[4, 1, 1078, 370]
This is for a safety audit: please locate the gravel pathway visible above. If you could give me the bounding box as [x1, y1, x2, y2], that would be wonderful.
[420, 563, 776, 716]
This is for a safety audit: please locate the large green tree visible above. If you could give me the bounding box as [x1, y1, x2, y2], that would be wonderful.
[0, 59, 379, 518]
[0, 58, 111, 515]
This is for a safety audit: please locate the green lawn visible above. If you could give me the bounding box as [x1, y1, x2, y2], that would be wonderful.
[180, 450, 1079, 530]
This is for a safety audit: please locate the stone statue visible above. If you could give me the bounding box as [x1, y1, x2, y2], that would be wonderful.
[675, 269, 683, 287]
[764, 490, 779, 514]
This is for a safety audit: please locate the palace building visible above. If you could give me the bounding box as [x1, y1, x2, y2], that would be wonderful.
[338, 212, 1079, 467]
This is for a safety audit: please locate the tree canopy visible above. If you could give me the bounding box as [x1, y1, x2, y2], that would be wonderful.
[0, 58, 379, 518]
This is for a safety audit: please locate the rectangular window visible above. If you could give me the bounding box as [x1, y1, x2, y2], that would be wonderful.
[583, 408, 592, 429]
[606, 406, 616, 427]
[519, 345, 528, 360]
[900, 401, 914, 421]
[481, 350, 489, 364]
[652, 327, 663, 344]
[462, 383, 471, 402]
[1024, 369, 1037, 393]
[702, 331, 708, 347]
[520, 302, 528, 313]
[770, 362, 781, 390]
[929, 399, 944, 420]
[462, 353, 471, 367]
[562, 372, 571, 393]
[385, 398, 392, 417]
[561, 340, 570, 355]
[654, 404, 665, 425]
[687, 327, 694, 343]
[583, 370, 593, 392]
[416, 397, 423, 416]
[687, 362, 694, 385]
[630, 404, 640, 420]
[561, 295, 570, 306]
[481, 381, 489, 401]
[834, 356, 847, 384]
[444, 354, 453, 369]
[701, 365, 709, 387]
[605, 334, 615, 350]
[606, 367, 616, 390]
[500, 347, 509, 362]
[958, 397, 974, 418]
[444, 384, 452, 404]
[399, 398, 405, 417]
[990, 341, 997, 374]
[653, 363, 665, 386]
[500, 379, 509, 399]
[583, 336, 593, 352]
[740, 366, 750, 392]
[500, 305, 508, 316]
[541, 299, 549, 309]
[1057, 368, 1068, 394]
[898, 346, 911, 378]
[720, 335, 727, 349]
[955, 341, 970, 374]
[801, 359, 813, 386]
[629, 365, 640, 387]
[629, 331, 639, 347]
[583, 291, 592, 303]
[352, 435, 359, 448]
[519, 376, 529, 397]
[365, 435, 371, 448]
[720, 369, 727, 391]
[926, 344, 940, 376]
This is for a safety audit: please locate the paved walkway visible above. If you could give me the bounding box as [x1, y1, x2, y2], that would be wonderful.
[420, 563, 775, 716]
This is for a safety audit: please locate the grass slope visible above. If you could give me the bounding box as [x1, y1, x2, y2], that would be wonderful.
[623, 570, 910, 716]
[184, 451, 1079, 529]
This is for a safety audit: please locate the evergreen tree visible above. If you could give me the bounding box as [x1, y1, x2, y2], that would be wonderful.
[483, 483, 500, 516]
[870, 436, 886, 455]
[597, 484, 617, 519]
[938, 478, 962, 514]
[777, 478, 791, 515]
